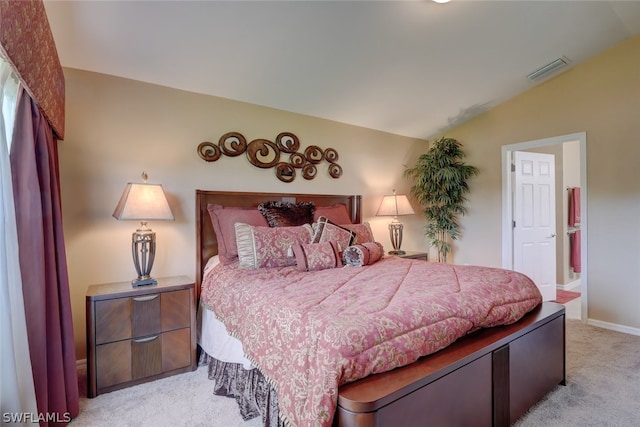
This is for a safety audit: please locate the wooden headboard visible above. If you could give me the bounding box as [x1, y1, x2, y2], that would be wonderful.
[195, 190, 362, 291]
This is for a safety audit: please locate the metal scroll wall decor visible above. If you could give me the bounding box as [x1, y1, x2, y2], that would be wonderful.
[197, 132, 342, 183]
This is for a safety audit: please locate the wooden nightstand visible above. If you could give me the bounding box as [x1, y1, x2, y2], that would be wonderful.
[396, 251, 429, 261]
[86, 275, 196, 397]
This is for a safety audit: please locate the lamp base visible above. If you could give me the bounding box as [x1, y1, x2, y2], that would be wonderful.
[132, 277, 158, 287]
[388, 250, 407, 255]
[131, 223, 158, 288]
[388, 221, 405, 256]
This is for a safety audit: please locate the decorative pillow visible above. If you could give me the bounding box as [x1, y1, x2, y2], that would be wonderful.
[292, 241, 343, 272]
[207, 204, 269, 264]
[258, 201, 316, 227]
[342, 222, 375, 244]
[312, 216, 356, 251]
[313, 203, 353, 224]
[343, 242, 385, 267]
[235, 223, 313, 269]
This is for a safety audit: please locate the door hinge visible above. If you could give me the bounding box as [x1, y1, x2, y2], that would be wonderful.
[513, 220, 516, 228]
[511, 163, 515, 172]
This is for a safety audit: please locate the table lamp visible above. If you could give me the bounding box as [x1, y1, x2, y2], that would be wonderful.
[112, 172, 174, 286]
[376, 190, 415, 255]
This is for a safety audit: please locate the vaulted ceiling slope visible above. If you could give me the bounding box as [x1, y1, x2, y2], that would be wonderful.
[43, 1, 640, 140]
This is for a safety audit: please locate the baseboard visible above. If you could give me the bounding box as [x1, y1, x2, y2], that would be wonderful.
[587, 318, 640, 337]
[557, 279, 581, 291]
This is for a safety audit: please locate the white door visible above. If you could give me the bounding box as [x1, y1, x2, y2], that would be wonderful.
[513, 151, 557, 301]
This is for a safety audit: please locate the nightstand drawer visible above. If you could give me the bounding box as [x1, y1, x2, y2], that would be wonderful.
[132, 294, 161, 337]
[94, 289, 190, 345]
[95, 298, 132, 344]
[95, 335, 165, 388]
[96, 340, 131, 389]
[95, 328, 192, 390]
[87, 276, 196, 397]
[162, 328, 191, 371]
[161, 289, 190, 331]
[132, 334, 162, 379]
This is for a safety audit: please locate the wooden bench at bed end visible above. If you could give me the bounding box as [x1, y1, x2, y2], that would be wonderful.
[336, 302, 566, 427]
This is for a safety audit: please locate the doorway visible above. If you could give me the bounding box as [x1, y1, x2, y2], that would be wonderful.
[512, 151, 557, 301]
[501, 132, 587, 320]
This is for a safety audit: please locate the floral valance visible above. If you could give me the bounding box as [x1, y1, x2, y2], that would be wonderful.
[0, 0, 65, 139]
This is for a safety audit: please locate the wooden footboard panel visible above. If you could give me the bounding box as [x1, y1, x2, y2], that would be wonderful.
[508, 311, 566, 423]
[337, 302, 565, 427]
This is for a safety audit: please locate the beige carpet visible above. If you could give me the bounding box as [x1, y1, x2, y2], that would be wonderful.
[71, 366, 261, 427]
[71, 319, 640, 426]
[515, 319, 640, 426]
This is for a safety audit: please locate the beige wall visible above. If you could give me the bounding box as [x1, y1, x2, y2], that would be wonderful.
[60, 68, 428, 359]
[445, 35, 640, 332]
[61, 33, 640, 359]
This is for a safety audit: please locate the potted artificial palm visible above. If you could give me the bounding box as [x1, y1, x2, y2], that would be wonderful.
[404, 137, 479, 263]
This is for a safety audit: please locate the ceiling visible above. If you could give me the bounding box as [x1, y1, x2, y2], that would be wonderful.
[43, 1, 640, 140]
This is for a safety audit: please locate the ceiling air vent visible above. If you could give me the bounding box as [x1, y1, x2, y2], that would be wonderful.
[527, 56, 570, 81]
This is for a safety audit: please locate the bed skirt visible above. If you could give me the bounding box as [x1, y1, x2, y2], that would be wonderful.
[199, 349, 284, 426]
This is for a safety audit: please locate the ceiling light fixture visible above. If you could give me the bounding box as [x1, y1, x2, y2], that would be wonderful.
[527, 56, 571, 81]
[432, 0, 451, 3]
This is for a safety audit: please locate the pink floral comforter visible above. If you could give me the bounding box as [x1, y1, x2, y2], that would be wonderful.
[200, 257, 542, 427]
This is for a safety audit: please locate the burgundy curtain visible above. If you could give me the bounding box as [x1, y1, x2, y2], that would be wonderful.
[10, 89, 79, 424]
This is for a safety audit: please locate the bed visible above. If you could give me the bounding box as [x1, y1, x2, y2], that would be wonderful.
[195, 190, 566, 427]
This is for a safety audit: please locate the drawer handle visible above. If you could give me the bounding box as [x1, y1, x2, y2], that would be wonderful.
[132, 294, 159, 302]
[133, 335, 159, 343]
